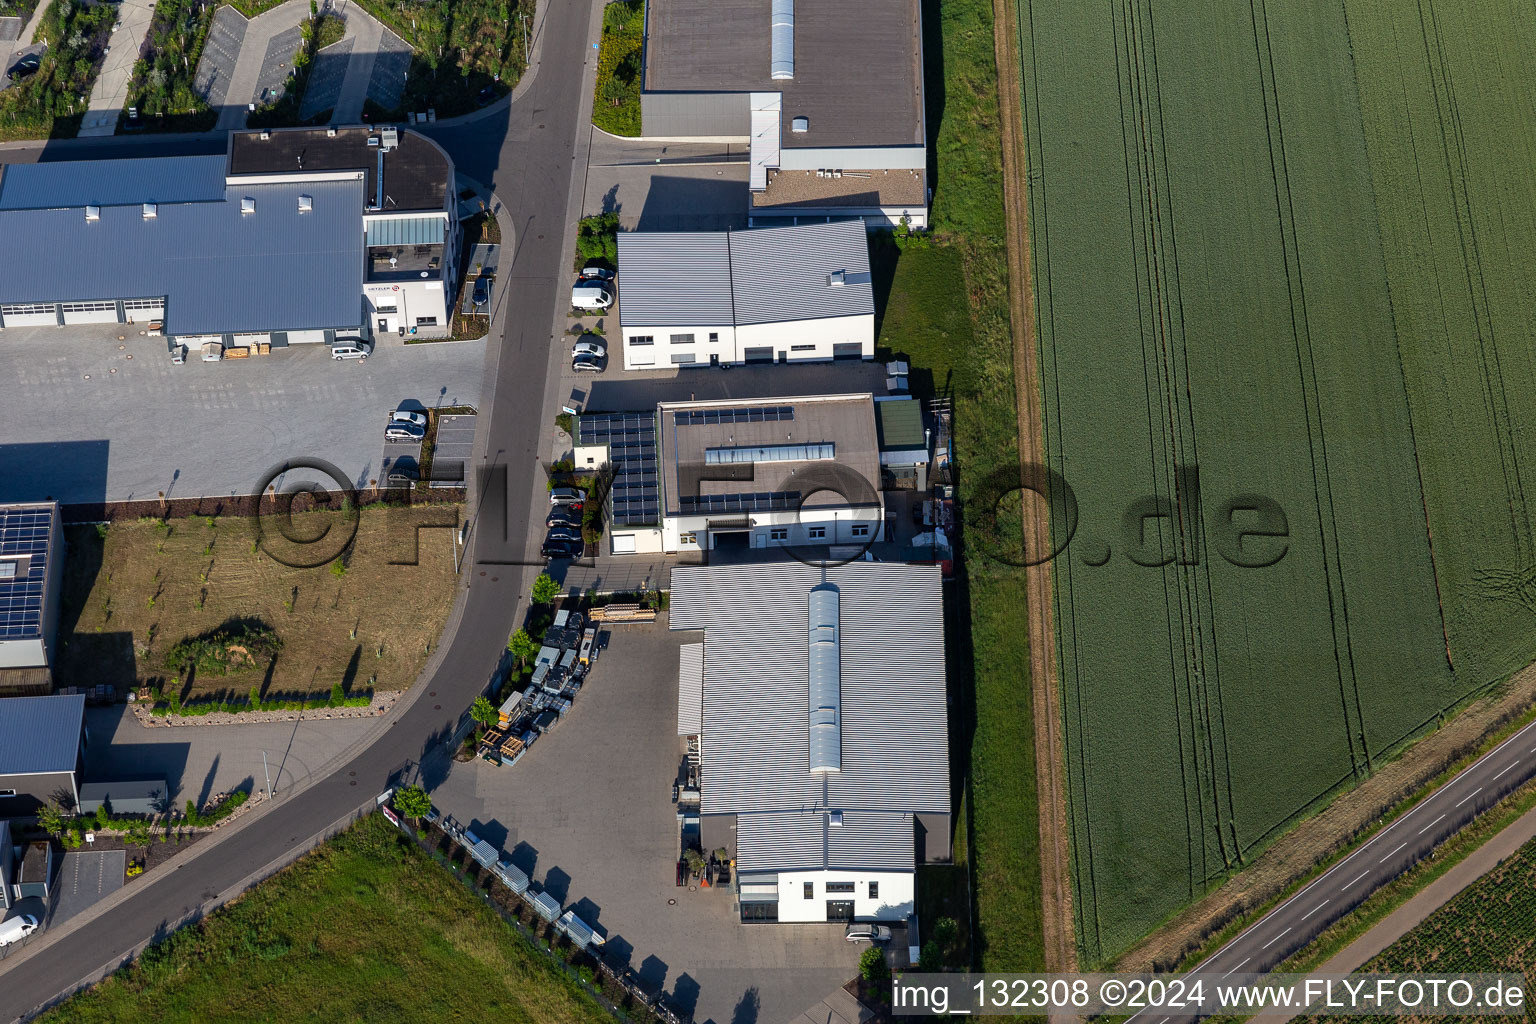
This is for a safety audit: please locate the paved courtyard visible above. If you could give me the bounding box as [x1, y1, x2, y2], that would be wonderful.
[427, 618, 859, 1024]
[83, 705, 383, 808]
[0, 325, 485, 505]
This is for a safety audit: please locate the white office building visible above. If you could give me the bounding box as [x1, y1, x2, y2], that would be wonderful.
[616, 220, 874, 371]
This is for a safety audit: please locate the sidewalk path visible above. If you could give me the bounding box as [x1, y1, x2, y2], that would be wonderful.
[330, 2, 380, 122]
[76, 0, 154, 137]
[213, 0, 312, 130]
[1313, 803, 1536, 978]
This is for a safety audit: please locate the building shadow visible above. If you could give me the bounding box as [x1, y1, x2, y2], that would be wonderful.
[0, 439, 109, 509]
[540, 865, 571, 904]
[636, 175, 749, 231]
[508, 840, 538, 877]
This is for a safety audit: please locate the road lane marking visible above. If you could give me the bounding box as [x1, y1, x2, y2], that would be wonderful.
[1418, 813, 1446, 835]
[1492, 761, 1520, 781]
[1344, 870, 1369, 888]
[1224, 957, 1251, 976]
[1379, 841, 1408, 863]
[1261, 927, 1292, 950]
[1301, 900, 1329, 920]
[1454, 787, 1482, 807]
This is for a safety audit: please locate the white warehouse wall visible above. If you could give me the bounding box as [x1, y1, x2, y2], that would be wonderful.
[774, 870, 915, 923]
[661, 505, 882, 554]
[623, 324, 736, 370]
[734, 313, 874, 362]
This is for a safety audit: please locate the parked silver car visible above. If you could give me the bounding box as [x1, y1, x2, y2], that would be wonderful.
[571, 339, 607, 359]
[384, 422, 426, 441]
[331, 341, 372, 360]
[391, 409, 428, 428]
[844, 923, 893, 943]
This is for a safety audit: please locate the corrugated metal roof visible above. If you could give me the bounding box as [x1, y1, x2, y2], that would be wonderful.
[0, 693, 84, 775]
[670, 562, 948, 816]
[677, 642, 703, 735]
[0, 179, 364, 335]
[616, 231, 733, 327]
[749, 92, 781, 191]
[365, 215, 446, 246]
[0, 155, 227, 210]
[736, 809, 914, 872]
[807, 584, 841, 774]
[729, 220, 873, 323]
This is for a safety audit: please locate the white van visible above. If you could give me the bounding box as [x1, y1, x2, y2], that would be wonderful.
[0, 914, 39, 947]
[571, 282, 614, 310]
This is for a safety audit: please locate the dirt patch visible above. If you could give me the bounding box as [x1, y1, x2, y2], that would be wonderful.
[989, 0, 1075, 974]
[1115, 669, 1536, 971]
[56, 506, 461, 699]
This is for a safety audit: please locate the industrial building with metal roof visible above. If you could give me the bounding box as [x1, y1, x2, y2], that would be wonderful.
[670, 561, 950, 923]
[0, 125, 461, 344]
[616, 220, 874, 369]
[0, 693, 87, 816]
[640, 0, 928, 225]
[0, 502, 63, 697]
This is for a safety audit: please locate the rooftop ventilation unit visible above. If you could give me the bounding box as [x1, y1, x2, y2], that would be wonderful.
[297, 194, 313, 213]
[381, 127, 399, 151]
[142, 202, 157, 219]
[770, 0, 794, 80]
[791, 116, 808, 133]
[828, 270, 846, 288]
[367, 135, 380, 148]
[829, 810, 843, 827]
[84, 205, 100, 222]
[808, 583, 842, 774]
[326, 126, 337, 137]
[259, 130, 270, 140]
[240, 197, 256, 215]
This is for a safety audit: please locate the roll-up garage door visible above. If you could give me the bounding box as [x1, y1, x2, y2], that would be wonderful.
[1, 303, 59, 327]
[122, 299, 165, 323]
[61, 300, 121, 325]
[286, 330, 329, 345]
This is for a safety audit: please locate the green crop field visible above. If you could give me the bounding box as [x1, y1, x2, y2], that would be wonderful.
[1298, 834, 1536, 1023]
[1016, 0, 1536, 964]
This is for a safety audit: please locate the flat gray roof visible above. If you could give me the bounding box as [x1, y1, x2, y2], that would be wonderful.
[228, 126, 448, 212]
[617, 221, 873, 329]
[0, 693, 84, 776]
[643, 0, 924, 149]
[0, 172, 365, 335]
[658, 394, 879, 516]
[670, 562, 949, 818]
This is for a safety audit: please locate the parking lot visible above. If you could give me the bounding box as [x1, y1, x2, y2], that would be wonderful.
[0, 324, 485, 505]
[427, 618, 858, 1024]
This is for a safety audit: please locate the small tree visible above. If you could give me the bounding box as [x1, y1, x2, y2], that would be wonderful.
[682, 847, 706, 879]
[470, 695, 498, 728]
[858, 945, 889, 982]
[507, 628, 537, 664]
[918, 940, 943, 972]
[531, 573, 560, 606]
[933, 916, 958, 949]
[394, 784, 431, 821]
[36, 802, 64, 837]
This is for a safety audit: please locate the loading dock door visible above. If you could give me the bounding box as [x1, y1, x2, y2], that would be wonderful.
[742, 347, 774, 363]
[1, 304, 58, 327]
[61, 300, 120, 325]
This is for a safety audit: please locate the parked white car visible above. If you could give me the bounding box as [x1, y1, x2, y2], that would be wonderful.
[571, 339, 606, 359]
[331, 341, 372, 360]
[391, 409, 428, 428]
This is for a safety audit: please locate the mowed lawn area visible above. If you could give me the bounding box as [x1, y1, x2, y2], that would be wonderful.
[873, 0, 1040, 973]
[1013, 0, 1519, 964]
[56, 508, 460, 699]
[37, 815, 616, 1024]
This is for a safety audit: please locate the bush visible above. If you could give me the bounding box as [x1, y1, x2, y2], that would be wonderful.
[575, 213, 619, 267]
[858, 945, 889, 982]
[918, 940, 943, 972]
[531, 573, 560, 606]
[164, 623, 281, 677]
[394, 784, 432, 820]
[507, 629, 537, 663]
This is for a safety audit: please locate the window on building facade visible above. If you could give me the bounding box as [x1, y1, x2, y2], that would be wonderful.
[770, 528, 788, 541]
[869, 881, 879, 900]
[826, 881, 855, 893]
[61, 301, 116, 313]
[374, 303, 399, 314]
[791, 344, 817, 351]
[123, 299, 162, 311]
[741, 902, 779, 922]
[809, 527, 827, 540]
[680, 532, 698, 546]
[804, 882, 815, 899]
[670, 352, 696, 364]
[670, 333, 695, 343]
[630, 335, 655, 346]
[852, 525, 870, 537]
[2, 303, 53, 316]
[0, 789, 15, 798]
[709, 332, 719, 343]
[415, 316, 438, 326]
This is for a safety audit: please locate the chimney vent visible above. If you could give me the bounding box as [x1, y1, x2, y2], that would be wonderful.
[791, 116, 808, 133]
[84, 205, 100, 222]
[240, 196, 256, 215]
[142, 203, 157, 219]
[297, 194, 313, 213]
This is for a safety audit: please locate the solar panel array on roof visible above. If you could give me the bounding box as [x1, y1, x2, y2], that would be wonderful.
[673, 405, 794, 426]
[0, 506, 51, 641]
[677, 491, 801, 515]
[580, 412, 661, 525]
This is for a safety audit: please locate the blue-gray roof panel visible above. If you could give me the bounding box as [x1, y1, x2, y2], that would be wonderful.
[728, 219, 874, 323]
[0, 180, 365, 334]
[0, 155, 227, 210]
[616, 231, 734, 327]
[0, 694, 84, 775]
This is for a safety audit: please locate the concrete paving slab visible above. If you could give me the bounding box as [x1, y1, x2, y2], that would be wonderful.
[192, 6, 245, 110]
[48, 851, 125, 926]
[0, 16, 20, 41]
[76, 0, 155, 137]
[584, 137, 749, 231]
[0, 325, 485, 505]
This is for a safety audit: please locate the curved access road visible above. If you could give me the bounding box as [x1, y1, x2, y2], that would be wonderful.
[0, 0, 600, 1018]
[1126, 715, 1536, 1024]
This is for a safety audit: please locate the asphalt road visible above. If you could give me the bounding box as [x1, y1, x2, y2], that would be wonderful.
[1126, 715, 1536, 1023]
[0, 0, 598, 1017]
